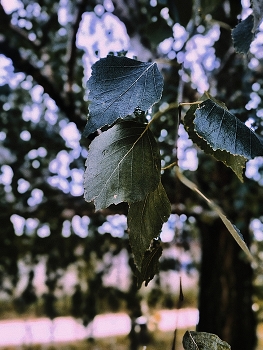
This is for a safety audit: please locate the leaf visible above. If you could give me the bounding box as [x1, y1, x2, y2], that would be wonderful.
[134, 239, 163, 288]
[176, 167, 257, 266]
[184, 98, 246, 182]
[84, 121, 161, 210]
[252, 0, 263, 33]
[128, 182, 171, 269]
[83, 55, 164, 137]
[232, 14, 254, 54]
[194, 98, 263, 160]
[182, 331, 231, 350]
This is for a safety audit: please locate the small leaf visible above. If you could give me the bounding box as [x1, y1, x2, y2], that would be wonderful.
[134, 239, 163, 288]
[183, 331, 231, 350]
[184, 99, 246, 181]
[128, 182, 171, 269]
[194, 98, 263, 159]
[83, 56, 163, 137]
[84, 121, 160, 210]
[232, 15, 254, 54]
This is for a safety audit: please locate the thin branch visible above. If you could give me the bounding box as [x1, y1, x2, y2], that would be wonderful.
[10, 24, 41, 47]
[67, 0, 87, 92]
[149, 100, 202, 127]
[0, 40, 86, 129]
[0, 4, 86, 130]
[112, 0, 154, 61]
[176, 166, 258, 267]
[0, 4, 40, 48]
[149, 102, 179, 126]
[161, 161, 177, 170]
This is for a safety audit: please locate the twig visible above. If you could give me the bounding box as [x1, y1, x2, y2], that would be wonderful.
[67, 0, 87, 92]
[0, 4, 86, 130]
[175, 166, 258, 266]
[0, 40, 86, 129]
[0, 4, 40, 48]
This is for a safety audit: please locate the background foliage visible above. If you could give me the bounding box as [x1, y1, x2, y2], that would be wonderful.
[1, 0, 263, 349]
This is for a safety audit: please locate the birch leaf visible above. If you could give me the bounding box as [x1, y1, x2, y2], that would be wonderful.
[128, 181, 171, 269]
[84, 121, 160, 210]
[134, 240, 163, 288]
[183, 331, 231, 350]
[184, 98, 246, 182]
[83, 55, 163, 137]
[194, 98, 263, 160]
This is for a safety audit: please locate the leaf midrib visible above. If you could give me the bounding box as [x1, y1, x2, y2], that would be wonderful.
[91, 62, 156, 116]
[95, 125, 157, 203]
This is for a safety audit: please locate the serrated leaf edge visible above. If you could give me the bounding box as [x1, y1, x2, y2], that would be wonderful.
[84, 122, 160, 210]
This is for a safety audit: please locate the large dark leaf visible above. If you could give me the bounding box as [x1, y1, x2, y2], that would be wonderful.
[83, 56, 163, 137]
[84, 121, 160, 210]
[128, 181, 171, 269]
[194, 98, 263, 160]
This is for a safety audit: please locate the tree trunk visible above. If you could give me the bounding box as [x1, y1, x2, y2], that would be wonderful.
[197, 218, 257, 349]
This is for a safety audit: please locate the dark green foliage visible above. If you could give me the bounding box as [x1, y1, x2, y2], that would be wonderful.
[84, 121, 161, 209]
[83, 56, 163, 137]
[184, 100, 246, 182]
[83, 56, 170, 281]
[232, 15, 254, 54]
[133, 239, 163, 288]
[194, 98, 263, 159]
[84, 54, 262, 281]
[128, 182, 171, 270]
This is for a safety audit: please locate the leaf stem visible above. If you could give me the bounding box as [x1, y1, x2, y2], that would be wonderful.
[161, 161, 178, 170]
[149, 102, 179, 126]
[149, 100, 202, 126]
[151, 100, 202, 171]
[179, 101, 203, 107]
[175, 166, 259, 267]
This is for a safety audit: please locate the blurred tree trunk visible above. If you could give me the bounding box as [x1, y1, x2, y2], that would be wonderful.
[197, 206, 257, 349]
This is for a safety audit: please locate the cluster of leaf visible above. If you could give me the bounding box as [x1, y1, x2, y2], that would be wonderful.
[83, 55, 171, 286]
[0, 0, 195, 329]
[83, 55, 263, 285]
